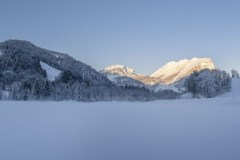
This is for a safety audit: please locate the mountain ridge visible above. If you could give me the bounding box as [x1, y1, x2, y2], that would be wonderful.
[151, 57, 216, 84]
[102, 57, 216, 85]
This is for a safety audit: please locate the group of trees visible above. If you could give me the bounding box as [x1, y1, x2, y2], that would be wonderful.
[0, 69, 180, 101]
[231, 69, 240, 78]
[1, 68, 238, 101]
[185, 69, 232, 98]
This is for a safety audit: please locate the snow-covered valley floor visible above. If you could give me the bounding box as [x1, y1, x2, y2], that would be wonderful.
[0, 98, 240, 160]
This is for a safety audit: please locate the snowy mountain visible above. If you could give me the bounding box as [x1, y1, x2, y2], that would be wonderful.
[100, 65, 150, 87]
[101, 58, 216, 92]
[151, 58, 216, 84]
[100, 65, 160, 88]
[40, 62, 61, 81]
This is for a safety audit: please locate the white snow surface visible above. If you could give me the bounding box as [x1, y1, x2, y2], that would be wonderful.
[151, 57, 216, 84]
[40, 61, 61, 81]
[1, 95, 240, 160]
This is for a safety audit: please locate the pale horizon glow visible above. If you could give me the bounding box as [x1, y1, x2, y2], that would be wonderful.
[1, 0, 240, 74]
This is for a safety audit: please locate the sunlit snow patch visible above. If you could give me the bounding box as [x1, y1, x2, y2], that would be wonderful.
[40, 61, 61, 81]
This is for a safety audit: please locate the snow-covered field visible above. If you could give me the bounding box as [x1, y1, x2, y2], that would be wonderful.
[0, 97, 240, 160]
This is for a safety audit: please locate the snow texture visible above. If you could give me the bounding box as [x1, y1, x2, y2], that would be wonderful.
[40, 61, 61, 81]
[0, 92, 240, 160]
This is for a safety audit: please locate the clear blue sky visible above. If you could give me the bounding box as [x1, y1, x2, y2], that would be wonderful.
[1, 0, 240, 74]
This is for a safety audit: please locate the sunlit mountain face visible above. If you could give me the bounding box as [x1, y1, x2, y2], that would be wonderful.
[101, 58, 216, 88]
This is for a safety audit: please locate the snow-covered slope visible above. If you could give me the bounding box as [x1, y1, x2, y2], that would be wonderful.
[151, 58, 216, 84]
[40, 62, 61, 81]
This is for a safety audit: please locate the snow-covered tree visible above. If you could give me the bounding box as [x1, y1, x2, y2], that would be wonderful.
[185, 69, 231, 98]
[231, 69, 240, 78]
